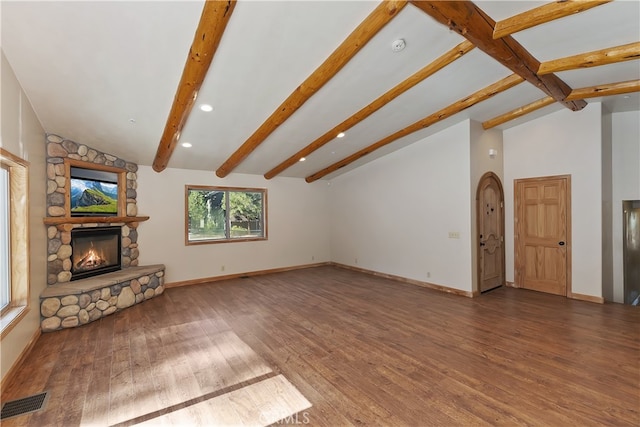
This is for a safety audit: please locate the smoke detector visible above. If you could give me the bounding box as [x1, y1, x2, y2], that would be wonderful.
[391, 39, 406, 52]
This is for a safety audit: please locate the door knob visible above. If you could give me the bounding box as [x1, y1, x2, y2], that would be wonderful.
[559, 241, 565, 246]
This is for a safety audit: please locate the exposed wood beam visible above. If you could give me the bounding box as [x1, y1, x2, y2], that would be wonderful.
[409, 1, 587, 112]
[306, 74, 524, 183]
[493, 0, 611, 39]
[482, 96, 555, 130]
[264, 40, 475, 180]
[538, 42, 640, 75]
[484, 79, 640, 129]
[215, 0, 408, 178]
[566, 79, 640, 100]
[152, 0, 236, 173]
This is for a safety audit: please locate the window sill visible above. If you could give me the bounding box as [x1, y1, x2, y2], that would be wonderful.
[1, 305, 30, 339]
[186, 236, 267, 246]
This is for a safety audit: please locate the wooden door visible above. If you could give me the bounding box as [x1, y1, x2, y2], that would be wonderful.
[477, 173, 504, 292]
[515, 175, 570, 296]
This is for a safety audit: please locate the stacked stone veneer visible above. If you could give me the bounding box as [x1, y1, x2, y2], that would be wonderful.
[40, 265, 165, 332]
[46, 134, 140, 284]
[42, 134, 165, 332]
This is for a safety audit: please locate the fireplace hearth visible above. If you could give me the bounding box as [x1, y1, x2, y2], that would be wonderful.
[70, 227, 121, 280]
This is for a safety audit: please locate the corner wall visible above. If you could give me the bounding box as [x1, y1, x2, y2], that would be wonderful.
[503, 103, 604, 299]
[329, 121, 474, 292]
[602, 110, 613, 301]
[136, 167, 331, 284]
[1, 51, 47, 381]
[469, 120, 504, 292]
[611, 110, 640, 303]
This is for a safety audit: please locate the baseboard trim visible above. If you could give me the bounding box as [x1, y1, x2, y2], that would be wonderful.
[166, 262, 474, 298]
[507, 281, 603, 304]
[165, 262, 332, 288]
[569, 292, 604, 304]
[1, 326, 41, 393]
[458, 284, 603, 303]
[331, 262, 474, 298]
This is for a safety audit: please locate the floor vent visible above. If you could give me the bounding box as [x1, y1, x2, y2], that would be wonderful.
[1, 391, 49, 420]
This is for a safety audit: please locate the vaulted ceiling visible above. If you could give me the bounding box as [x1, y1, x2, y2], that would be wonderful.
[2, 1, 639, 181]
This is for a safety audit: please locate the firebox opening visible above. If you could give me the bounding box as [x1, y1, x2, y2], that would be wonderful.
[70, 227, 122, 281]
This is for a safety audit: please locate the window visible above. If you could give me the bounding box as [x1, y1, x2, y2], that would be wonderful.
[186, 186, 267, 244]
[1, 165, 10, 313]
[1, 148, 30, 337]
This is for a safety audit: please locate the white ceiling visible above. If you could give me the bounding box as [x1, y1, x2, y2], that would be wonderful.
[2, 1, 639, 180]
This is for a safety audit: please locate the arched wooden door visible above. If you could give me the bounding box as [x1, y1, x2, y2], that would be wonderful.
[476, 172, 505, 293]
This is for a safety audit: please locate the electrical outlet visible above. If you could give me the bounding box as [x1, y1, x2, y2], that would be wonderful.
[312, 255, 315, 261]
[355, 258, 358, 265]
[221, 265, 225, 272]
[448, 231, 460, 239]
[427, 272, 431, 278]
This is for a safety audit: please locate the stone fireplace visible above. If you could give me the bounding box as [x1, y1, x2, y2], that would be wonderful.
[70, 227, 122, 280]
[40, 134, 165, 332]
[44, 134, 141, 284]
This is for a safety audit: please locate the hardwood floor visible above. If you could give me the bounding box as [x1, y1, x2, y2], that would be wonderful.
[2, 266, 639, 426]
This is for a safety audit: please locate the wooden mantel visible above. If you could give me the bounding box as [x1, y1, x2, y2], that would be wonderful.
[43, 216, 149, 226]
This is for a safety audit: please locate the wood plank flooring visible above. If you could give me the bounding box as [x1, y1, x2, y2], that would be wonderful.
[2, 266, 639, 426]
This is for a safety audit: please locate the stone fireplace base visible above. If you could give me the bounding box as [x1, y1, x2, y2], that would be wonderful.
[39, 264, 165, 332]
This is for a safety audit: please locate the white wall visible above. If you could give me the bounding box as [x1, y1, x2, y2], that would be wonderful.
[601, 111, 613, 301]
[0, 51, 47, 380]
[612, 110, 640, 303]
[470, 120, 505, 187]
[504, 103, 603, 299]
[136, 166, 331, 283]
[329, 121, 474, 292]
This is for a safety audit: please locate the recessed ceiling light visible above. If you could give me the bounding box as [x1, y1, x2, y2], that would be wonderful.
[200, 104, 213, 112]
[299, 157, 306, 162]
[337, 132, 345, 138]
[181, 142, 193, 148]
[128, 118, 136, 124]
[623, 95, 630, 99]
